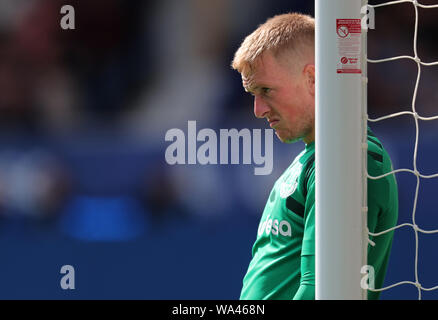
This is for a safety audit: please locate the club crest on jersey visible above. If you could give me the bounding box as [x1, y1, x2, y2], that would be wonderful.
[279, 162, 302, 198]
[279, 180, 298, 199]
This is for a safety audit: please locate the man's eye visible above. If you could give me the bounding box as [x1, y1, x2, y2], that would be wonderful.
[261, 88, 271, 95]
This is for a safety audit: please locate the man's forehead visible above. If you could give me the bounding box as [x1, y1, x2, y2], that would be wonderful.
[241, 66, 269, 92]
[241, 59, 265, 91]
[241, 53, 272, 91]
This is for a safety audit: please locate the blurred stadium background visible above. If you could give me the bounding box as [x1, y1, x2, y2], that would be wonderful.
[0, 0, 437, 299]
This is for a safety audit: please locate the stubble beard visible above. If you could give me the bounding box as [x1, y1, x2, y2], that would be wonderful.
[276, 120, 313, 144]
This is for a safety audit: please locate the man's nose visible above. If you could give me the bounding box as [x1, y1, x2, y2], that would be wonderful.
[254, 95, 270, 119]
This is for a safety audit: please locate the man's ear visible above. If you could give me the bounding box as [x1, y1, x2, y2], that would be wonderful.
[303, 64, 315, 97]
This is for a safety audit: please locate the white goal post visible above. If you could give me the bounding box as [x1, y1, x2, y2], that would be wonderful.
[315, 0, 368, 300]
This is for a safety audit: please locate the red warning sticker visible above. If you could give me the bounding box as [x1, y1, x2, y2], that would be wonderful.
[336, 19, 361, 74]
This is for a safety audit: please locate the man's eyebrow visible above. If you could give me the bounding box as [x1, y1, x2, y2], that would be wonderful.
[244, 84, 258, 93]
[243, 80, 260, 94]
[243, 81, 271, 94]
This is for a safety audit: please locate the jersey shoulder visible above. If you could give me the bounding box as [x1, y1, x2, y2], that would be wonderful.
[367, 128, 394, 176]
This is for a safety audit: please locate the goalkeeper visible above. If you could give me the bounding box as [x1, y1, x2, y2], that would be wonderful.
[232, 12, 398, 300]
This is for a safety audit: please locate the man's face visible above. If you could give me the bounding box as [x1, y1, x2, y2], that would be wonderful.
[242, 51, 315, 144]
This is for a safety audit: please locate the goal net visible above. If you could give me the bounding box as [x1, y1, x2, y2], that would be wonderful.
[315, 0, 438, 300]
[367, 0, 438, 300]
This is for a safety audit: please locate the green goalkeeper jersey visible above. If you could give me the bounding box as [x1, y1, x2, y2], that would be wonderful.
[240, 128, 398, 300]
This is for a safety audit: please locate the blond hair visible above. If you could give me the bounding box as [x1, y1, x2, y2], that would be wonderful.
[231, 12, 314, 78]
